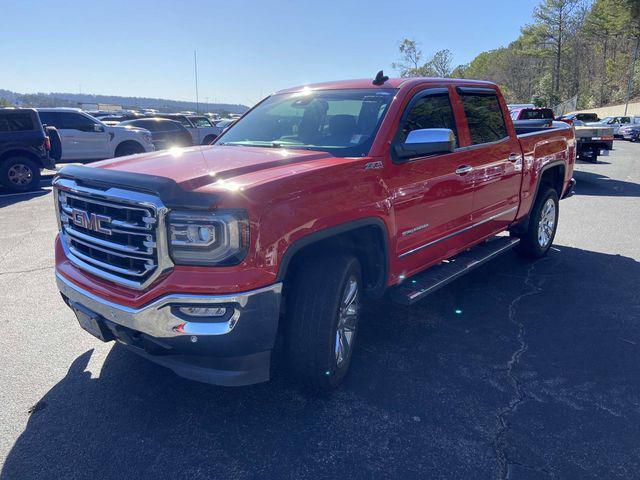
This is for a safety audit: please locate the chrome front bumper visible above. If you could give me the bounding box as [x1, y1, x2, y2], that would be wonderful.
[56, 272, 282, 339]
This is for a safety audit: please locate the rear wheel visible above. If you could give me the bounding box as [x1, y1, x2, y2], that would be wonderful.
[202, 135, 217, 145]
[0, 157, 41, 192]
[285, 254, 361, 391]
[515, 187, 559, 258]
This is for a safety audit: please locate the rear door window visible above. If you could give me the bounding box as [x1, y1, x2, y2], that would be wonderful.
[37, 111, 66, 128]
[459, 91, 508, 145]
[0, 113, 34, 131]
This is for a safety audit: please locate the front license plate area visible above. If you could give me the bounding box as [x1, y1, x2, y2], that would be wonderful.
[73, 304, 113, 342]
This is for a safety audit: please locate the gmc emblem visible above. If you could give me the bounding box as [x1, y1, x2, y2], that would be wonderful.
[70, 209, 112, 235]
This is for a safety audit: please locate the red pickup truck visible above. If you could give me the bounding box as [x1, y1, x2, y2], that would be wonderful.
[53, 75, 575, 390]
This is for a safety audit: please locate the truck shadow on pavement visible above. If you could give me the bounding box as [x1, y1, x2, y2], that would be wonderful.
[0, 179, 53, 209]
[2, 246, 640, 480]
[573, 170, 640, 197]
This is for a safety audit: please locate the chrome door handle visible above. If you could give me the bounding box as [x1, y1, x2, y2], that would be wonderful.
[455, 165, 473, 175]
[508, 153, 520, 162]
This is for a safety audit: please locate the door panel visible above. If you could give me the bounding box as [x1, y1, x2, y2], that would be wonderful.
[63, 113, 109, 160]
[466, 139, 522, 222]
[457, 89, 522, 239]
[57, 128, 81, 160]
[388, 89, 475, 264]
[70, 130, 109, 159]
[390, 151, 475, 257]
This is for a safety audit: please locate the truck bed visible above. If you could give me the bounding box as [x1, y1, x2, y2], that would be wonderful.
[514, 120, 570, 136]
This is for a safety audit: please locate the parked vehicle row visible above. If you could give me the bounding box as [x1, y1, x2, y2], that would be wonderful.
[119, 118, 193, 150]
[619, 123, 640, 141]
[53, 75, 575, 390]
[94, 110, 236, 145]
[154, 114, 222, 145]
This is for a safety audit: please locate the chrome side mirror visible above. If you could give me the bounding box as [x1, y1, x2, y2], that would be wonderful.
[395, 128, 455, 160]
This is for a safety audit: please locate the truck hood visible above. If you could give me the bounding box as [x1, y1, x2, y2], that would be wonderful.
[90, 145, 338, 193]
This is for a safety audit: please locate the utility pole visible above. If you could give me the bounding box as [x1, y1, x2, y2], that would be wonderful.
[194, 50, 200, 114]
[624, 36, 639, 115]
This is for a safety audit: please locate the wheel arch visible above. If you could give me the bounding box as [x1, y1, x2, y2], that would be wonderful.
[114, 140, 145, 156]
[276, 217, 390, 298]
[511, 161, 566, 235]
[0, 148, 42, 166]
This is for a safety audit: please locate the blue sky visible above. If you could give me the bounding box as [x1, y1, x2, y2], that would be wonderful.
[1, 0, 540, 106]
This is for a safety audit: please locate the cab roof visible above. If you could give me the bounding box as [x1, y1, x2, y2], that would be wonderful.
[276, 77, 498, 94]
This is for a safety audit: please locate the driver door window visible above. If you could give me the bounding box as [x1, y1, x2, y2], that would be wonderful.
[399, 93, 458, 146]
[64, 113, 98, 132]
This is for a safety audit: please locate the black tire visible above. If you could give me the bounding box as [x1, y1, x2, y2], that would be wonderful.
[45, 126, 62, 162]
[590, 146, 599, 163]
[202, 135, 217, 145]
[115, 142, 145, 157]
[515, 187, 559, 259]
[285, 253, 362, 391]
[0, 157, 41, 192]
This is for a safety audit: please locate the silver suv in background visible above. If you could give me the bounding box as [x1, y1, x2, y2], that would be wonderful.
[37, 108, 154, 162]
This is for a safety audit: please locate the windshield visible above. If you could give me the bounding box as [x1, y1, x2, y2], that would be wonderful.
[215, 88, 397, 156]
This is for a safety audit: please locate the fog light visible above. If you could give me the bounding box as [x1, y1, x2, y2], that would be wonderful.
[178, 306, 227, 317]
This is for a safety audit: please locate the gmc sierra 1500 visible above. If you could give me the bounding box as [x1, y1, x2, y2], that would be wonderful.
[53, 75, 575, 390]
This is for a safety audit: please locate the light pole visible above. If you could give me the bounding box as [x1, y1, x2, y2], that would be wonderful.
[194, 50, 200, 114]
[624, 36, 639, 115]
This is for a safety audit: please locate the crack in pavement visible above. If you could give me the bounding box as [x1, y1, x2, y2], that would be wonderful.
[0, 265, 54, 276]
[494, 260, 550, 480]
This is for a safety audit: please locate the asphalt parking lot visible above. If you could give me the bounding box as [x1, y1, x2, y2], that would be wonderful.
[0, 143, 639, 480]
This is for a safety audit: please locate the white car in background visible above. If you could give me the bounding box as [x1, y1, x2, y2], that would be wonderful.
[37, 108, 154, 161]
[586, 115, 632, 137]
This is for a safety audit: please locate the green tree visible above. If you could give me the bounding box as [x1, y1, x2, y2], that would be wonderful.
[392, 39, 453, 77]
[528, 0, 581, 104]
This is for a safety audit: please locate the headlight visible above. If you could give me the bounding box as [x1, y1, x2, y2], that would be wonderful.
[168, 210, 249, 266]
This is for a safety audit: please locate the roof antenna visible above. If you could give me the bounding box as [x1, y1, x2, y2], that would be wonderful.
[372, 70, 389, 86]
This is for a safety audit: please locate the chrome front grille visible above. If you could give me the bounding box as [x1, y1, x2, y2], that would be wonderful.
[54, 178, 172, 289]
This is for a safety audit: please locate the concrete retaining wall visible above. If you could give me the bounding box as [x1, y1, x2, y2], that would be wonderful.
[574, 100, 640, 117]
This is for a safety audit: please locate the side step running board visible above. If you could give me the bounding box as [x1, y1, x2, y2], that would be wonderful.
[390, 236, 520, 305]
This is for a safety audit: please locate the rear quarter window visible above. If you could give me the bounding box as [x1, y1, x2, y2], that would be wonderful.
[0, 113, 35, 132]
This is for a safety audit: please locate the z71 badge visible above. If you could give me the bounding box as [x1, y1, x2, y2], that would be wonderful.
[364, 161, 383, 170]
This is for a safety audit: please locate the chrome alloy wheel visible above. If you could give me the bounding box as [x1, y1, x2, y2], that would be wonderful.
[334, 276, 359, 368]
[7, 163, 33, 186]
[537, 198, 556, 248]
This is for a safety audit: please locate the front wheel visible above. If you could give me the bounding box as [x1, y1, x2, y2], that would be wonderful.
[285, 254, 362, 391]
[515, 187, 559, 258]
[0, 157, 41, 192]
